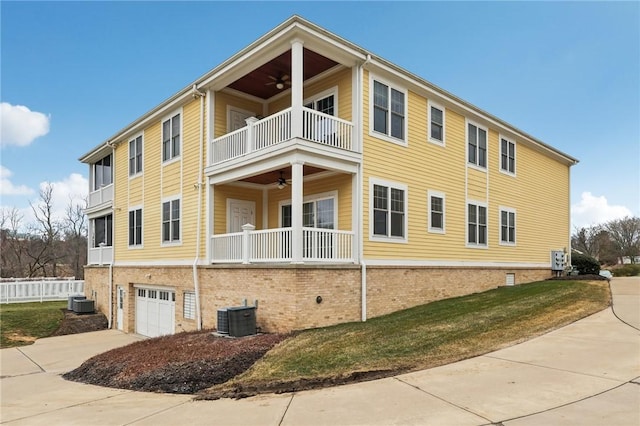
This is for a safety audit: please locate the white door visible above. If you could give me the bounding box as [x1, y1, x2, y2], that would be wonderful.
[228, 199, 256, 232]
[116, 286, 124, 331]
[135, 287, 175, 338]
[228, 108, 255, 132]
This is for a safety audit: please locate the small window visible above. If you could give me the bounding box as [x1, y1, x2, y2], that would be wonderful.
[148, 290, 157, 299]
[128, 208, 143, 246]
[428, 191, 445, 233]
[137, 288, 146, 297]
[467, 122, 487, 168]
[372, 79, 405, 142]
[129, 135, 143, 176]
[93, 154, 112, 190]
[184, 292, 195, 320]
[500, 136, 516, 174]
[428, 102, 445, 144]
[468, 202, 487, 246]
[500, 208, 516, 245]
[162, 199, 180, 243]
[159, 291, 169, 301]
[371, 180, 407, 240]
[162, 113, 181, 162]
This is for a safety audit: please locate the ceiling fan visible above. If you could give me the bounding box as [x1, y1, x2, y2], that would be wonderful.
[266, 74, 291, 90]
[276, 170, 290, 189]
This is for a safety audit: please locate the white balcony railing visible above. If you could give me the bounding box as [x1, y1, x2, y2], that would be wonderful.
[210, 227, 353, 263]
[88, 245, 113, 265]
[88, 183, 113, 207]
[210, 107, 354, 165]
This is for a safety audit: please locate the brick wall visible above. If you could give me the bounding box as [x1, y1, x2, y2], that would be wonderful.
[84, 264, 551, 334]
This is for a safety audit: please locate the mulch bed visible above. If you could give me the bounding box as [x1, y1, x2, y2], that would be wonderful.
[50, 309, 108, 336]
[63, 331, 287, 394]
[547, 274, 608, 281]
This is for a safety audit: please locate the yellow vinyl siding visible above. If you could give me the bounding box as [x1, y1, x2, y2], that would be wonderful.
[213, 185, 264, 234]
[361, 69, 570, 264]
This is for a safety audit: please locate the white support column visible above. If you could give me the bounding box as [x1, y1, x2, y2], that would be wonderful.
[245, 116, 259, 154]
[290, 39, 304, 139]
[241, 223, 255, 264]
[206, 90, 215, 165]
[262, 187, 269, 230]
[351, 170, 360, 263]
[291, 161, 304, 263]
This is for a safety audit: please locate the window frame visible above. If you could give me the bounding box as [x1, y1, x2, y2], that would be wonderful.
[161, 197, 181, 245]
[369, 178, 408, 243]
[92, 214, 113, 248]
[466, 120, 488, 171]
[162, 111, 182, 164]
[128, 206, 143, 248]
[128, 134, 143, 177]
[428, 100, 446, 146]
[183, 291, 196, 320]
[369, 74, 408, 146]
[427, 190, 446, 234]
[92, 154, 113, 191]
[466, 200, 488, 248]
[278, 191, 338, 230]
[499, 206, 517, 246]
[303, 86, 338, 116]
[499, 134, 517, 176]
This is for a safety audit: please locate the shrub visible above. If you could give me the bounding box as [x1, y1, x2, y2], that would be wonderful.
[571, 252, 600, 275]
[613, 264, 640, 277]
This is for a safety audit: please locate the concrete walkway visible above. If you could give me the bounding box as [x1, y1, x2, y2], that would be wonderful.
[1, 278, 639, 425]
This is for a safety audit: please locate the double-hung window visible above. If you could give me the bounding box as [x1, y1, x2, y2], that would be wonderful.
[128, 208, 143, 247]
[428, 191, 445, 233]
[428, 102, 445, 144]
[129, 135, 143, 176]
[500, 208, 516, 245]
[162, 113, 181, 162]
[372, 180, 406, 240]
[373, 79, 405, 142]
[468, 122, 487, 168]
[500, 136, 516, 174]
[467, 202, 487, 246]
[162, 198, 180, 243]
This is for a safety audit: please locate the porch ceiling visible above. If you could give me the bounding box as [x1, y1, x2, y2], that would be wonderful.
[239, 165, 325, 185]
[227, 48, 338, 100]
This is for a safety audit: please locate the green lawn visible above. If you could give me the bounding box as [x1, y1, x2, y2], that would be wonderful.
[208, 279, 609, 395]
[0, 301, 66, 348]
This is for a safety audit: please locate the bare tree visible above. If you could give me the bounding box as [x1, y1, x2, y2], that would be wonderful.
[571, 225, 604, 258]
[0, 207, 27, 277]
[62, 196, 88, 279]
[605, 216, 640, 264]
[28, 183, 62, 277]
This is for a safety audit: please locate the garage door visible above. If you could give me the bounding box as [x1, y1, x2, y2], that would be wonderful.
[135, 287, 175, 337]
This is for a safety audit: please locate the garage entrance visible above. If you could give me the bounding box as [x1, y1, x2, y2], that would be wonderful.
[135, 287, 175, 337]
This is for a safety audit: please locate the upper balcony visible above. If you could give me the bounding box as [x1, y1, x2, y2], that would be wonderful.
[210, 106, 355, 166]
[88, 183, 113, 209]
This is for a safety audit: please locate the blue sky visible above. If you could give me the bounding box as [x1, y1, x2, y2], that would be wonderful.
[1, 1, 638, 229]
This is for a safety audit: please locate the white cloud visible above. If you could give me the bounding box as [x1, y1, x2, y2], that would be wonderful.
[38, 173, 89, 221]
[0, 166, 34, 195]
[571, 191, 632, 229]
[1, 102, 51, 147]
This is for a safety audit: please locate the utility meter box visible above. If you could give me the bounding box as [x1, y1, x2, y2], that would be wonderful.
[551, 250, 565, 271]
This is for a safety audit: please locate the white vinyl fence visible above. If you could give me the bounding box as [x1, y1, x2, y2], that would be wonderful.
[0, 279, 85, 304]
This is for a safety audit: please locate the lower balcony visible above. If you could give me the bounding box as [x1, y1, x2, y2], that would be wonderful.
[88, 245, 113, 265]
[211, 227, 354, 264]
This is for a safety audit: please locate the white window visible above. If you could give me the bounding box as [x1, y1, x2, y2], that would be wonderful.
[428, 191, 445, 233]
[128, 208, 143, 247]
[92, 214, 113, 247]
[129, 135, 143, 176]
[304, 88, 336, 116]
[162, 198, 180, 243]
[467, 121, 487, 169]
[428, 101, 445, 145]
[370, 179, 407, 242]
[500, 136, 516, 175]
[162, 113, 181, 162]
[183, 292, 195, 320]
[371, 77, 406, 143]
[467, 202, 487, 247]
[500, 207, 516, 245]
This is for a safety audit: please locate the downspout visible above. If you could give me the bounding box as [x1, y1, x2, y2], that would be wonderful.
[192, 84, 205, 330]
[359, 55, 371, 322]
[108, 263, 113, 328]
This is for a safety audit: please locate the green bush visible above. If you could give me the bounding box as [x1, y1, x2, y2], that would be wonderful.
[571, 252, 600, 275]
[613, 264, 640, 277]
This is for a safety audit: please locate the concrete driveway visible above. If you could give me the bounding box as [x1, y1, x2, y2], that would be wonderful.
[1, 277, 639, 425]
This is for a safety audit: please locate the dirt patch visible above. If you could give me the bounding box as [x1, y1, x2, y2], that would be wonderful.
[4, 333, 37, 345]
[63, 331, 287, 394]
[50, 309, 108, 336]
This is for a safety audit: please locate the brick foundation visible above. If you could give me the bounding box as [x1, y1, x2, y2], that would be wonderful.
[84, 264, 552, 334]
